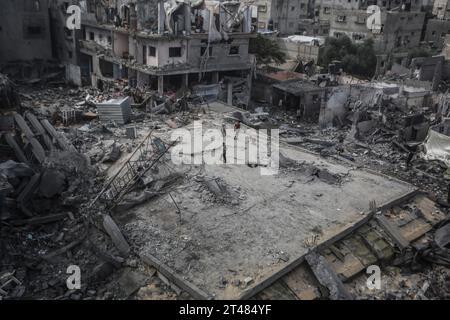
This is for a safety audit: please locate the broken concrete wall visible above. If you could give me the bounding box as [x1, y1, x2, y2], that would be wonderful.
[319, 86, 350, 128]
[423, 128, 450, 166]
[401, 114, 430, 143]
[0, 0, 53, 63]
[136, 0, 159, 30]
[65, 64, 82, 86]
[411, 56, 449, 84]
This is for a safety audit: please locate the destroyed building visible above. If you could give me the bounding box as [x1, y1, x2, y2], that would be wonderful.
[424, 0, 450, 49]
[77, 0, 256, 95]
[2, 0, 450, 306]
[254, 0, 315, 34]
[0, 0, 53, 63]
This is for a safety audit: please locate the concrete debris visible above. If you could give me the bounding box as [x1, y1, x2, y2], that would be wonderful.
[103, 215, 130, 257]
[38, 169, 66, 198]
[0, 73, 19, 110]
[3, 0, 450, 302]
[102, 143, 122, 163]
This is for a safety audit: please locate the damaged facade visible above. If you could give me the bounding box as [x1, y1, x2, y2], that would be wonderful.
[0, 0, 53, 62]
[78, 0, 256, 97]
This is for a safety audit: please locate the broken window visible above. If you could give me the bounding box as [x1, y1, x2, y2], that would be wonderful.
[201, 46, 213, 56]
[143, 45, 147, 64]
[352, 33, 365, 40]
[149, 46, 156, 57]
[108, 36, 112, 45]
[258, 5, 267, 12]
[323, 7, 331, 14]
[291, 6, 295, 11]
[229, 46, 239, 55]
[169, 47, 182, 57]
[89, 32, 95, 40]
[336, 16, 347, 22]
[355, 15, 366, 24]
[23, 18, 45, 39]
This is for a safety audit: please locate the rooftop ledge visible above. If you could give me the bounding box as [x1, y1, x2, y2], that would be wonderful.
[81, 21, 256, 40]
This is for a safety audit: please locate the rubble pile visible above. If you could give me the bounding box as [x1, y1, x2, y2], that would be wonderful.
[1, 70, 450, 300]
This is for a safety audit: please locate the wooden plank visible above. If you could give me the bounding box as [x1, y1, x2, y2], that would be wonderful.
[239, 211, 374, 300]
[401, 219, 433, 242]
[240, 189, 417, 300]
[376, 215, 410, 250]
[10, 213, 67, 226]
[305, 251, 353, 300]
[413, 195, 446, 224]
[254, 281, 298, 300]
[322, 245, 366, 281]
[341, 236, 378, 266]
[140, 253, 212, 300]
[42, 234, 86, 261]
[281, 264, 321, 300]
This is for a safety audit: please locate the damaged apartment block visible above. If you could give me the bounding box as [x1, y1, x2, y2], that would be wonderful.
[78, 0, 255, 103]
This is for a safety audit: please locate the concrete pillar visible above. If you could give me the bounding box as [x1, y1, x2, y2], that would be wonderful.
[212, 71, 219, 84]
[158, 1, 165, 34]
[184, 4, 191, 35]
[432, 60, 443, 91]
[182, 73, 189, 88]
[242, 6, 252, 33]
[130, 3, 137, 32]
[246, 72, 252, 97]
[227, 82, 233, 106]
[158, 75, 164, 95]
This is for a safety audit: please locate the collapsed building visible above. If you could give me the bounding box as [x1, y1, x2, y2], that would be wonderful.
[1, 0, 450, 302]
[77, 0, 256, 98]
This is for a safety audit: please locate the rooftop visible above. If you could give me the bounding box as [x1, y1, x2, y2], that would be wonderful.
[109, 102, 415, 299]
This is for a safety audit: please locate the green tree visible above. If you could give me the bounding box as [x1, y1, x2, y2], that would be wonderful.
[249, 34, 286, 66]
[318, 36, 377, 78]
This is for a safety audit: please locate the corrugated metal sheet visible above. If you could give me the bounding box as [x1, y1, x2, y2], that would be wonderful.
[96, 96, 131, 125]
